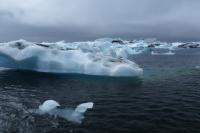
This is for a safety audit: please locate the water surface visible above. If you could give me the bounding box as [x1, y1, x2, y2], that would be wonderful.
[0, 49, 200, 133]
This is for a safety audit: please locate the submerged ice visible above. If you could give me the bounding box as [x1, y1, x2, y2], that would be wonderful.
[29, 100, 94, 124]
[0, 38, 199, 76]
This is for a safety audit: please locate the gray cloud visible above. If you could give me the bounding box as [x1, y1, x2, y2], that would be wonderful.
[0, 0, 200, 42]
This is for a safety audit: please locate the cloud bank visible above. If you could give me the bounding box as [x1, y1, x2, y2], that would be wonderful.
[0, 0, 200, 42]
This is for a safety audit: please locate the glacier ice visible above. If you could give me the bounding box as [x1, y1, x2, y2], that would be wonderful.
[0, 38, 199, 76]
[29, 100, 94, 124]
[0, 39, 143, 76]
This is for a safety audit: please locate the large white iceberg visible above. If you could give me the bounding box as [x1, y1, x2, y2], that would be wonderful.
[0, 39, 143, 77]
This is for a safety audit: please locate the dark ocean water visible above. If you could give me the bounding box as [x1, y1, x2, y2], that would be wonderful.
[0, 49, 200, 133]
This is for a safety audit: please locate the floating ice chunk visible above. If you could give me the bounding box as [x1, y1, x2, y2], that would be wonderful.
[171, 42, 183, 49]
[176, 42, 200, 48]
[151, 51, 175, 56]
[75, 102, 94, 113]
[30, 100, 94, 124]
[38, 100, 60, 114]
[195, 66, 200, 69]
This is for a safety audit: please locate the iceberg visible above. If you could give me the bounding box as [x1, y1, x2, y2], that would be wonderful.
[0, 39, 143, 77]
[0, 38, 199, 76]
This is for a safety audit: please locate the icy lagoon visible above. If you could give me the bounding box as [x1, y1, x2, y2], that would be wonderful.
[0, 38, 200, 133]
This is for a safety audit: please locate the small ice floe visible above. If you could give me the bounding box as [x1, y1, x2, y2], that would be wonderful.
[195, 66, 200, 69]
[151, 51, 175, 56]
[29, 100, 94, 124]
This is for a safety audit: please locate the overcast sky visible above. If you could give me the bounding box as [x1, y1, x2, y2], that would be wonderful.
[0, 0, 200, 42]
